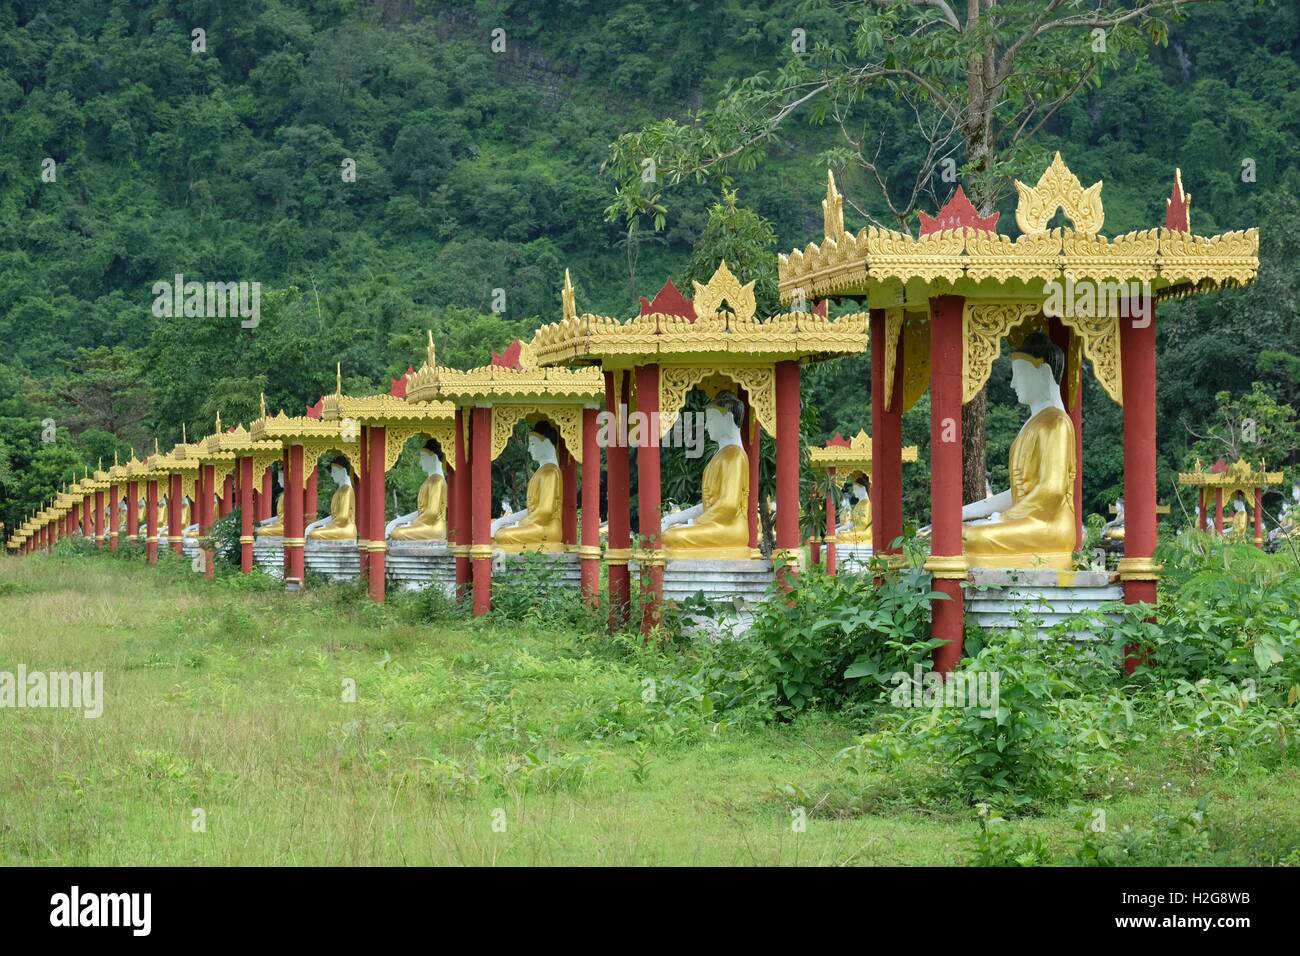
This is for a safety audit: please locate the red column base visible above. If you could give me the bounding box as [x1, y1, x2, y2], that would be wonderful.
[931, 579, 965, 674]
[472, 557, 491, 616]
[368, 550, 386, 604]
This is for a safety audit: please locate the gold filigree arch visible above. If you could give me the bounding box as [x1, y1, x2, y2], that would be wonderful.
[962, 303, 1041, 404]
[658, 365, 777, 439]
[251, 451, 283, 487]
[1014, 152, 1104, 236]
[302, 440, 359, 478]
[489, 405, 585, 463]
[381, 422, 460, 473]
[881, 308, 903, 411]
[900, 313, 931, 414]
[1055, 313, 1122, 405]
[691, 261, 756, 323]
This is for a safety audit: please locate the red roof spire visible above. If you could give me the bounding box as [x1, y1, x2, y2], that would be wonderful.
[826, 432, 852, 448]
[919, 185, 999, 235]
[389, 366, 414, 398]
[639, 278, 696, 321]
[491, 340, 525, 370]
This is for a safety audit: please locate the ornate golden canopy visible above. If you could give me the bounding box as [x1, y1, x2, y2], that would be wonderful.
[809, 429, 918, 480]
[779, 156, 1258, 410]
[1178, 457, 1284, 499]
[405, 333, 604, 464]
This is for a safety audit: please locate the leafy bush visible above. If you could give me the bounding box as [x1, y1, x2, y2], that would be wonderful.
[486, 553, 602, 632]
[687, 564, 941, 721]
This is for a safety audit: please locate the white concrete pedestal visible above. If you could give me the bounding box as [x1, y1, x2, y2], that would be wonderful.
[833, 544, 875, 573]
[304, 540, 361, 582]
[386, 540, 456, 595]
[252, 537, 284, 578]
[634, 558, 777, 638]
[964, 567, 1123, 639]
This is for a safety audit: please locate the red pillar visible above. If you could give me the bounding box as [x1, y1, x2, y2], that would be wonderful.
[284, 445, 305, 588]
[1214, 489, 1224, 534]
[108, 483, 120, 552]
[238, 457, 254, 573]
[201, 464, 216, 579]
[146, 478, 159, 565]
[368, 425, 386, 603]
[774, 360, 802, 579]
[93, 489, 105, 548]
[871, 309, 905, 557]
[82, 494, 92, 539]
[470, 407, 492, 616]
[605, 372, 632, 628]
[70, 501, 79, 540]
[125, 480, 139, 542]
[1119, 301, 1159, 674]
[743, 392, 760, 552]
[1254, 488, 1264, 548]
[259, 467, 273, 521]
[305, 467, 319, 525]
[580, 407, 601, 606]
[927, 296, 966, 674]
[635, 364, 663, 633]
[168, 475, 183, 555]
[825, 466, 837, 576]
[219, 474, 233, 518]
[453, 409, 472, 598]
[1198, 488, 1207, 531]
[561, 446, 578, 547]
[357, 426, 370, 583]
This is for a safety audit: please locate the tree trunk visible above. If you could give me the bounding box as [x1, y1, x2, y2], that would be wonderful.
[962, 390, 987, 505]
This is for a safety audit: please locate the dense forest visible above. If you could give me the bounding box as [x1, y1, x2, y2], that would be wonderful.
[1, 0, 1297, 536]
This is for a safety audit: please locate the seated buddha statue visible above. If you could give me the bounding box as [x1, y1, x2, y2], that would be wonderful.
[388, 441, 448, 541]
[835, 479, 873, 545]
[962, 332, 1077, 570]
[662, 391, 750, 560]
[306, 461, 357, 541]
[256, 469, 285, 537]
[1269, 483, 1300, 544]
[1101, 498, 1125, 542]
[493, 422, 563, 551]
[1228, 496, 1249, 539]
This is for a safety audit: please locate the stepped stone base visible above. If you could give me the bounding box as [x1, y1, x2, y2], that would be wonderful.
[493, 549, 582, 588]
[304, 540, 361, 582]
[964, 567, 1123, 639]
[252, 538, 284, 578]
[833, 544, 875, 572]
[632, 558, 776, 638]
[386, 540, 456, 595]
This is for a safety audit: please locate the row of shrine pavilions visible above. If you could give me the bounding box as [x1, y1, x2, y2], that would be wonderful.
[4, 156, 1268, 672]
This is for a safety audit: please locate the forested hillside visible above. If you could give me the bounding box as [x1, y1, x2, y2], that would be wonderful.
[1, 0, 1297, 533]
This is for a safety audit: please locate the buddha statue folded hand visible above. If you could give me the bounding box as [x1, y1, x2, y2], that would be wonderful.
[962, 332, 1077, 571]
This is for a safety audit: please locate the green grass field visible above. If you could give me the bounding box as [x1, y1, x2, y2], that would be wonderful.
[1, 553, 1297, 865]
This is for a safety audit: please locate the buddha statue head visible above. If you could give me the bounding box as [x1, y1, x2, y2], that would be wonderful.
[526, 421, 560, 466]
[419, 440, 444, 477]
[848, 478, 868, 502]
[705, 391, 744, 446]
[329, 459, 352, 487]
[1009, 331, 1065, 410]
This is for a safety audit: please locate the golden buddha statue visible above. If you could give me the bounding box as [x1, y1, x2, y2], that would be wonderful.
[1227, 497, 1249, 539]
[494, 422, 563, 551]
[389, 441, 448, 541]
[307, 461, 357, 541]
[962, 332, 1077, 570]
[255, 469, 284, 537]
[835, 478, 873, 544]
[663, 392, 750, 560]
[1271, 483, 1300, 544]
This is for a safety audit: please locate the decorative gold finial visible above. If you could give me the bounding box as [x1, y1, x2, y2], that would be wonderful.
[260, 392, 267, 418]
[155, 438, 160, 456]
[182, 423, 187, 444]
[692, 260, 756, 324]
[1014, 152, 1103, 236]
[424, 329, 437, 369]
[113, 449, 119, 466]
[562, 269, 576, 323]
[215, 411, 223, 433]
[336, 363, 343, 397]
[823, 169, 845, 242]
